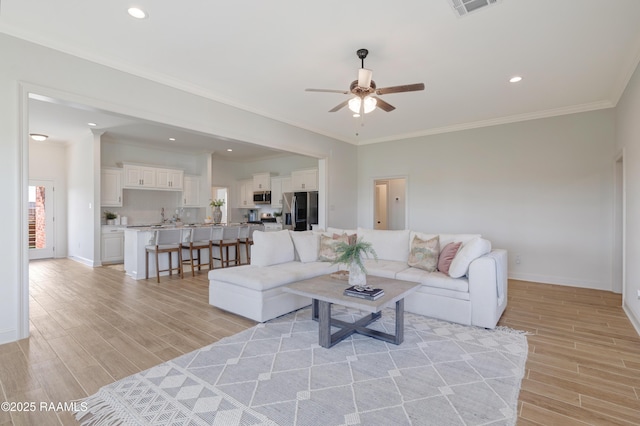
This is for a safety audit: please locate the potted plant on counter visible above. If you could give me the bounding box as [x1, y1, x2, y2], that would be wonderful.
[104, 210, 118, 225]
[210, 199, 225, 224]
[333, 237, 378, 286]
[273, 210, 283, 224]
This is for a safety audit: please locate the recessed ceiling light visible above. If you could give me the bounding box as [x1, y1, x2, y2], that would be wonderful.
[509, 76, 523, 83]
[88, 122, 97, 127]
[29, 134, 48, 141]
[226, 149, 233, 152]
[169, 138, 176, 141]
[127, 7, 147, 19]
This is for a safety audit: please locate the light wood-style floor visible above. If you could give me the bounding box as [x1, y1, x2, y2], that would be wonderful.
[0, 259, 638, 425]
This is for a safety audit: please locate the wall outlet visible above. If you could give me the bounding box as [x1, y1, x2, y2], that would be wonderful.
[515, 254, 521, 264]
[637, 289, 640, 299]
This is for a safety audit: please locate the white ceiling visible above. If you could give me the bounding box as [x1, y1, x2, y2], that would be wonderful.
[3, 0, 640, 153]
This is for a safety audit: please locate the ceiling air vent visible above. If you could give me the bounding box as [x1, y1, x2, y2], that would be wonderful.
[448, 0, 501, 17]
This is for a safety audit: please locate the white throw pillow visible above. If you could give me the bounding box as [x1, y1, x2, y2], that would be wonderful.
[251, 230, 295, 267]
[289, 231, 320, 263]
[448, 237, 492, 278]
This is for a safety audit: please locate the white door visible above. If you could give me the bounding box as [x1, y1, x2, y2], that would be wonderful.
[28, 180, 55, 260]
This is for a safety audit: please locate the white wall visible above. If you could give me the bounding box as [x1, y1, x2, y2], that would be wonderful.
[0, 33, 357, 344]
[29, 140, 68, 258]
[66, 133, 98, 266]
[358, 110, 617, 291]
[615, 60, 640, 330]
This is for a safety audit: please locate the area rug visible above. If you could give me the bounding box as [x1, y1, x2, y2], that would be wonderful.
[76, 306, 528, 425]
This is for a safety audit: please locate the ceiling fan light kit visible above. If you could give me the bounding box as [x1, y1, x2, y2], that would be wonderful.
[306, 48, 424, 115]
[348, 96, 377, 114]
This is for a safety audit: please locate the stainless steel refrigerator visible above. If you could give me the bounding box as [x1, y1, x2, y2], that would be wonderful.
[283, 191, 318, 231]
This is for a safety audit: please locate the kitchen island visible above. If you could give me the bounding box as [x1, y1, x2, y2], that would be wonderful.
[123, 224, 244, 280]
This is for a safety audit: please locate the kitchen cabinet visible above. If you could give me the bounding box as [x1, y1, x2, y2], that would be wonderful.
[253, 172, 272, 191]
[101, 168, 123, 207]
[182, 176, 200, 207]
[122, 164, 183, 191]
[291, 168, 318, 191]
[156, 168, 184, 190]
[102, 227, 124, 264]
[123, 164, 156, 188]
[237, 179, 255, 208]
[270, 176, 291, 208]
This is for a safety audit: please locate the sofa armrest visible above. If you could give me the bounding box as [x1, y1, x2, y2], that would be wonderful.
[468, 249, 508, 329]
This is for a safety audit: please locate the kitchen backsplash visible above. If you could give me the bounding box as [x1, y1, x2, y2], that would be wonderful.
[103, 190, 205, 225]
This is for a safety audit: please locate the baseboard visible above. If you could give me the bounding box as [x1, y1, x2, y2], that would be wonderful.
[623, 303, 640, 337]
[508, 272, 609, 291]
[68, 255, 93, 267]
[0, 328, 17, 345]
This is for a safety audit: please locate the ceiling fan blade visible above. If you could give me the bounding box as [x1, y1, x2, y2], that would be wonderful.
[328, 99, 350, 112]
[357, 68, 373, 88]
[375, 83, 425, 95]
[305, 88, 350, 94]
[373, 96, 396, 112]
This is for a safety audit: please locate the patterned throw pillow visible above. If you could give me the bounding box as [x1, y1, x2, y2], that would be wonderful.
[408, 235, 440, 272]
[318, 233, 350, 262]
[438, 242, 462, 275]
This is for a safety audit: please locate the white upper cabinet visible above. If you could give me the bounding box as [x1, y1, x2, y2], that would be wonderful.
[123, 164, 156, 188]
[122, 164, 183, 191]
[182, 176, 200, 207]
[237, 179, 255, 208]
[156, 168, 184, 190]
[270, 176, 291, 208]
[101, 168, 123, 207]
[291, 168, 318, 191]
[253, 172, 272, 191]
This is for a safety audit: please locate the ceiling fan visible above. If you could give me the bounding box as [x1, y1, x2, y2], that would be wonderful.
[305, 48, 425, 115]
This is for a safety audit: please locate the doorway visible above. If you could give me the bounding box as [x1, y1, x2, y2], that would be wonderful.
[373, 178, 407, 230]
[28, 180, 55, 260]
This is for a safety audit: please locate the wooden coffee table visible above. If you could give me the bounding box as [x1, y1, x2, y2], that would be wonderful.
[283, 275, 420, 348]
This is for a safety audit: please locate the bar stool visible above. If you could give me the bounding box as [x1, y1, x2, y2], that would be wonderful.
[239, 224, 264, 265]
[212, 226, 240, 268]
[237, 225, 250, 265]
[181, 226, 214, 277]
[145, 228, 184, 283]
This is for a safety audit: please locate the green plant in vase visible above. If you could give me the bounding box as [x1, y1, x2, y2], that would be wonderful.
[104, 210, 118, 224]
[333, 238, 378, 286]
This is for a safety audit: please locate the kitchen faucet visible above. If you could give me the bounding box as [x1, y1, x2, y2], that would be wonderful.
[161, 207, 165, 223]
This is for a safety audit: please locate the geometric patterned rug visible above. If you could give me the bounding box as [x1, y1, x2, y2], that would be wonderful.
[76, 305, 528, 425]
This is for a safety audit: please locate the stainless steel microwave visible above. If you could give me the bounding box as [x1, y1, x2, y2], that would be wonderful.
[253, 191, 271, 204]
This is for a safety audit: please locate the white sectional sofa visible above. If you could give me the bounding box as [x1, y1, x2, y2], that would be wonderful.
[208, 227, 508, 329]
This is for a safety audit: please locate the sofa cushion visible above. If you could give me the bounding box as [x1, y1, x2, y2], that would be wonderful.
[437, 242, 461, 275]
[289, 231, 320, 263]
[208, 261, 337, 292]
[396, 268, 469, 294]
[407, 235, 440, 272]
[362, 259, 410, 279]
[357, 228, 410, 262]
[251, 230, 295, 267]
[448, 237, 492, 278]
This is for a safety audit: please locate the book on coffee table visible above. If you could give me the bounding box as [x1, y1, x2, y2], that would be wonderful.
[343, 285, 385, 300]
